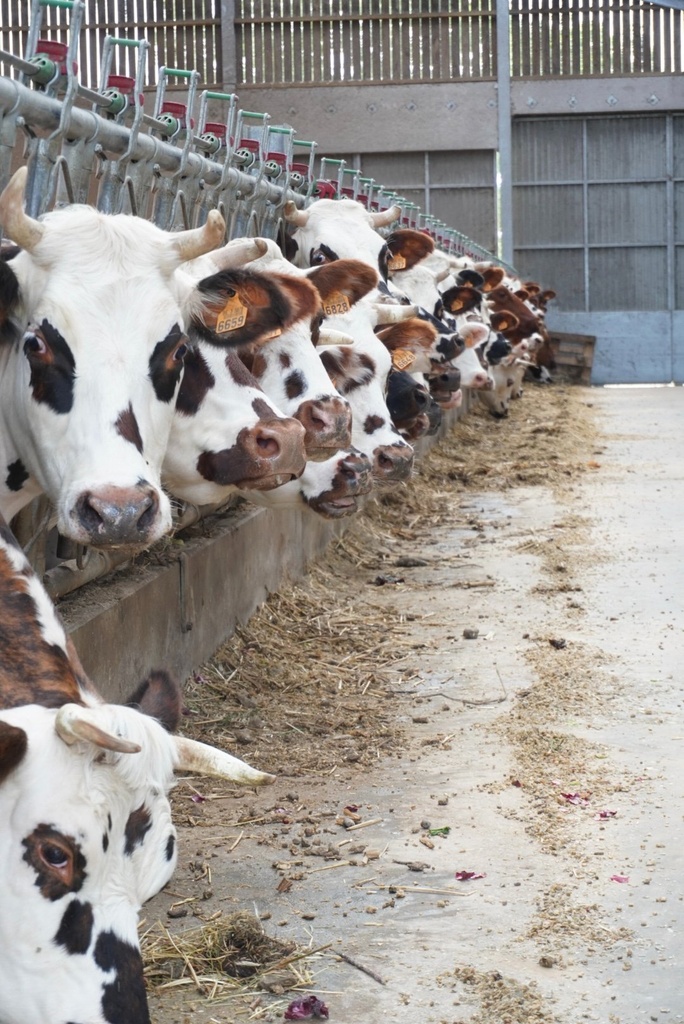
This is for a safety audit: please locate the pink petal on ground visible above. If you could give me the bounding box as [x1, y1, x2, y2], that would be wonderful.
[560, 792, 590, 806]
[190, 793, 206, 803]
[284, 995, 330, 1020]
[610, 874, 630, 883]
[455, 870, 487, 881]
[596, 810, 617, 819]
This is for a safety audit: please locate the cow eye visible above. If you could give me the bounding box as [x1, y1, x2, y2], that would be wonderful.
[23, 332, 47, 357]
[311, 248, 328, 266]
[41, 843, 69, 868]
[173, 340, 189, 363]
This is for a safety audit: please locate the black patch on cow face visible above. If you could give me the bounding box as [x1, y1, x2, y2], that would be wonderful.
[22, 824, 87, 901]
[364, 414, 385, 434]
[54, 899, 94, 954]
[279, 352, 291, 369]
[102, 831, 109, 852]
[107, 813, 112, 830]
[114, 404, 143, 454]
[175, 346, 215, 417]
[165, 834, 175, 861]
[24, 320, 76, 414]
[309, 243, 338, 267]
[377, 243, 390, 282]
[252, 397, 274, 420]
[0, 720, 27, 784]
[124, 805, 152, 855]
[148, 324, 187, 404]
[94, 931, 150, 1024]
[5, 458, 28, 492]
[285, 370, 306, 400]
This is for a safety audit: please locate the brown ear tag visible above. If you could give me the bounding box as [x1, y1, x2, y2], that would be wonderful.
[388, 253, 407, 271]
[322, 291, 351, 316]
[215, 294, 248, 333]
[392, 348, 416, 370]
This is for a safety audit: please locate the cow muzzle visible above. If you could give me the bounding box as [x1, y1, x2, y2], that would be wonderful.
[372, 443, 414, 483]
[73, 483, 162, 547]
[308, 451, 373, 519]
[231, 418, 307, 490]
[294, 397, 352, 454]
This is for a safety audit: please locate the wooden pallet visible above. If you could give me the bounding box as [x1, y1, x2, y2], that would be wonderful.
[547, 332, 596, 385]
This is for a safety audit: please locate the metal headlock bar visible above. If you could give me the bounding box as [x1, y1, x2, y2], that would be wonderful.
[0, 0, 505, 600]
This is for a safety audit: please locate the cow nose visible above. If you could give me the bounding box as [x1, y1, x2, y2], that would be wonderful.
[373, 444, 414, 482]
[243, 418, 307, 482]
[76, 484, 160, 546]
[339, 451, 373, 489]
[294, 398, 352, 451]
[414, 389, 429, 409]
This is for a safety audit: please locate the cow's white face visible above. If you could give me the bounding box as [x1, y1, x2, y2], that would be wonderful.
[288, 198, 394, 279]
[0, 207, 195, 547]
[0, 701, 179, 1024]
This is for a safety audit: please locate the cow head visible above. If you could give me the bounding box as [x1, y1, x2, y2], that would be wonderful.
[284, 197, 401, 280]
[0, 678, 273, 1024]
[0, 169, 274, 548]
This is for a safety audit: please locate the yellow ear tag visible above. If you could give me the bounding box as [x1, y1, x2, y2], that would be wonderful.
[322, 291, 351, 316]
[392, 348, 416, 370]
[215, 294, 248, 333]
[388, 253, 407, 271]
[449, 297, 465, 311]
[464, 333, 477, 349]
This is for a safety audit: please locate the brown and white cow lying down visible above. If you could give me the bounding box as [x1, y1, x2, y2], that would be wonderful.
[0, 514, 272, 1024]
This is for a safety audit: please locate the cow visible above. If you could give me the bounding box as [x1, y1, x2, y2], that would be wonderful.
[283, 196, 400, 278]
[386, 369, 442, 439]
[182, 241, 370, 458]
[0, 513, 272, 1024]
[0, 168, 279, 549]
[238, 447, 373, 519]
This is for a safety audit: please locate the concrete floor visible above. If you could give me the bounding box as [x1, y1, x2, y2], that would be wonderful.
[148, 386, 684, 1024]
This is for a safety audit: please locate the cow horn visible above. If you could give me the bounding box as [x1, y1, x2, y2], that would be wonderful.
[210, 236, 270, 270]
[55, 704, 142, 754]
[318, 327, 356, 346]
[172, 209, 226, 262]
[373, 303, 419, 324]
[283, 200, 309, 227]
[370, 204, 401, 228]
[0, 167, 45, 252]
[174, 735, 275, 786]
[434, 266, 451, 284]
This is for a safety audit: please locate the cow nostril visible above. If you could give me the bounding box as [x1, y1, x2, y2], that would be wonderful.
[415, 390, 429, 409]
[256, 435, 280, 457]
[77, 494, 105, 535]
[136, 492, 158, 532]
[377, 452, 394, 470]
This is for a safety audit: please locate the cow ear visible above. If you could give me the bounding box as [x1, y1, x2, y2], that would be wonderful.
[124, 670, 183, 734]
[192, 268, 291, 347]
[270, 272, 321, 323]
[456, 268, 484, 289]
[386, 229, 434, 271]
[490, 310, 519, 333]
[442, 284, 480, 315]
[308, 259, 378, 310]
[479, 266, 505, 292]
[515, 288, 530, 300]
[0, 720, 28, 784]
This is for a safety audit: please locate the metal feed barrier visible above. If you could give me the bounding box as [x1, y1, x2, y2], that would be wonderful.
[0, 0, 501, 602]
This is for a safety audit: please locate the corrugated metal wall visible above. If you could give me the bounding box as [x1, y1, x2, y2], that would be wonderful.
[513, 113, 684, 383]
[332, 150, 497, 254]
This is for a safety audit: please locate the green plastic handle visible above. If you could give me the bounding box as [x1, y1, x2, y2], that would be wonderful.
[205, 91, 235, 100]
[164, 68, 196, 78]
[240, 111, 269, 120]
[296, 140, 316, 148]
[107, 37, 145, 47]
[40, 0, 76, 8]
[270, 126, 293, 135]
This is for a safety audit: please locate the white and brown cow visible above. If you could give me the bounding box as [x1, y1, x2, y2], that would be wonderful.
[0, 512, 272, 1024]
[0, 168, 287, 549]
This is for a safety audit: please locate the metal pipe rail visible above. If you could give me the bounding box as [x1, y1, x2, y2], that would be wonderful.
[0, 76, 302, 227]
